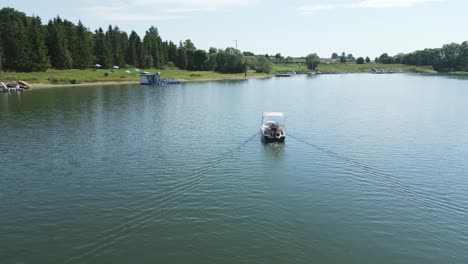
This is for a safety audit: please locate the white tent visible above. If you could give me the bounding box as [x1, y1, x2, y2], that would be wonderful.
[94, 64, 101, 68]
[112, 66, 120, 69]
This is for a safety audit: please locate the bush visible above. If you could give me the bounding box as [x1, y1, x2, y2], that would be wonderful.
[253, 56, 272, 73]
[214, 48, 246, 73]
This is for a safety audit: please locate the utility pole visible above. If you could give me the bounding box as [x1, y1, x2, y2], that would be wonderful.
[232, 40, 238, 50]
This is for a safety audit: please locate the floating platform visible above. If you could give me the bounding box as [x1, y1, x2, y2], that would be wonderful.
[140, 72, 181, 86]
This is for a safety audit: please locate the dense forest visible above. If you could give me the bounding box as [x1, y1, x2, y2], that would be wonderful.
[0, 7, 251, 73]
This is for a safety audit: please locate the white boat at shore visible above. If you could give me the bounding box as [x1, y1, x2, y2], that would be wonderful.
[260, 112, 286, 143]
[275, 71, 296, 77]
[0, 82, 25, 92]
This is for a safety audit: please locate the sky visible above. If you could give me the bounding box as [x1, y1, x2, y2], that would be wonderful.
[1, 0, 467, 58]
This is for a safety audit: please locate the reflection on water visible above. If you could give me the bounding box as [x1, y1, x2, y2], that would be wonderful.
[262, 140, 285, 160]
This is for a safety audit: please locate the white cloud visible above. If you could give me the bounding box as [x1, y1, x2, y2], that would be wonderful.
[81, 0, 258, 22]
[133, 0, 256, 7]
[161, 7, 219, 14]
[298, 4, 339, 11]
[300, 0, 447, 14]
[354, 0, 446, 8]
[82, 4, 186, 22]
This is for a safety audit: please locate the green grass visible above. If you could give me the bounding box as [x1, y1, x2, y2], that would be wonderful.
[272, 64, 310, 73]
[318, 63, 436, 73]
[272, 63, 436, 74]
[152, 69, 266, 80]
[0, 63, 454, 86]
[0, 68, 268, 85]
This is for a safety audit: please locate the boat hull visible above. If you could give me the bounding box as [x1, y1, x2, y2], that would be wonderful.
[263, 135, 285, 143]
[261, 129, 286, 143]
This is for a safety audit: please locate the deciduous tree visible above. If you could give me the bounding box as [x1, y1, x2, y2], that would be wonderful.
[305, 53, 320, 70]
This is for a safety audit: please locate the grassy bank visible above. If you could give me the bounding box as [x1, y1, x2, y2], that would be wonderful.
[1, 63, 458, 87]
[0, 68, 268, 85]
[272, 63, 437, 74]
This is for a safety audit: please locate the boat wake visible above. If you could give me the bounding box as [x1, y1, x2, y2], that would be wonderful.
[65, 132, 260, 263]
[288, 133, 468, 218]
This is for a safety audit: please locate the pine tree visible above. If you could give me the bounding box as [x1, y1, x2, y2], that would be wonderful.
[183, 39, 196, 70]
[94, 27, 112, 68]
[118, 30, 129, 67]
[105, 26, 115, 67]
[126, 31, 143, 67]
[27, 16, 50, 71]
[136, 37, 145, 68]
[73, 21, 93, 69]
[162, 41, 169, 65]
[0, 43, 3, 72]
[176, 41, 187, 69]
[167, 41, 178, 65]
[143, 26, 165, 68]
[106, 25, 128, 67]
[46, 17, 73, 69]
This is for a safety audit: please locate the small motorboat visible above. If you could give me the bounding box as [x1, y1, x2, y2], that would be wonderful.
[260, 112, 286, 143]
[1, 82, 25, 92]
[18, 81, 32, 89]
[275, 71, 296, 77]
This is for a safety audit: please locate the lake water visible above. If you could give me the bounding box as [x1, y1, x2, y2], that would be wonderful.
[1, 74, 468, 263]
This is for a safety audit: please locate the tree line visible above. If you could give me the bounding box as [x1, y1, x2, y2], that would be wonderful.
[0, 8, 257, 74]
[331, 52, 371, 64]
[375, 42, 468, 71]
[332, 43, 468, 72]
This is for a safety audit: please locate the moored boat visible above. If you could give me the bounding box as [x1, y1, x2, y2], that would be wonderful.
[275, 71, 296, 77]
[260, 112, 286, 143]
[18, 81, 32, 89]
[0, 82, 25, 92]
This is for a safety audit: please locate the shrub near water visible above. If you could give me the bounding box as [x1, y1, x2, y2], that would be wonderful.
[253, 56, 273, 74]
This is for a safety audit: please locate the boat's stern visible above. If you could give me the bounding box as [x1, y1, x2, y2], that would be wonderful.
[261, 125, 286, 143]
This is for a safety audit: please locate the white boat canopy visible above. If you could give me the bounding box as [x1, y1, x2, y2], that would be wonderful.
[262, 112, 286, 126]
[263, 112, 285, 117]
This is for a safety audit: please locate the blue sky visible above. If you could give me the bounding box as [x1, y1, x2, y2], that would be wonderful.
[1, 0, 467, 58]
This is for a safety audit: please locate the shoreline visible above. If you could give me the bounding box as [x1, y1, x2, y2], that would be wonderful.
[7, 70, 467, 90]
[30, 75, 272, 89]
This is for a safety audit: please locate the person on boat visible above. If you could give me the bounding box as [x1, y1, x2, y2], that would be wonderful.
[276, 124, 284, 136]
[270, 123, 277, 136]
